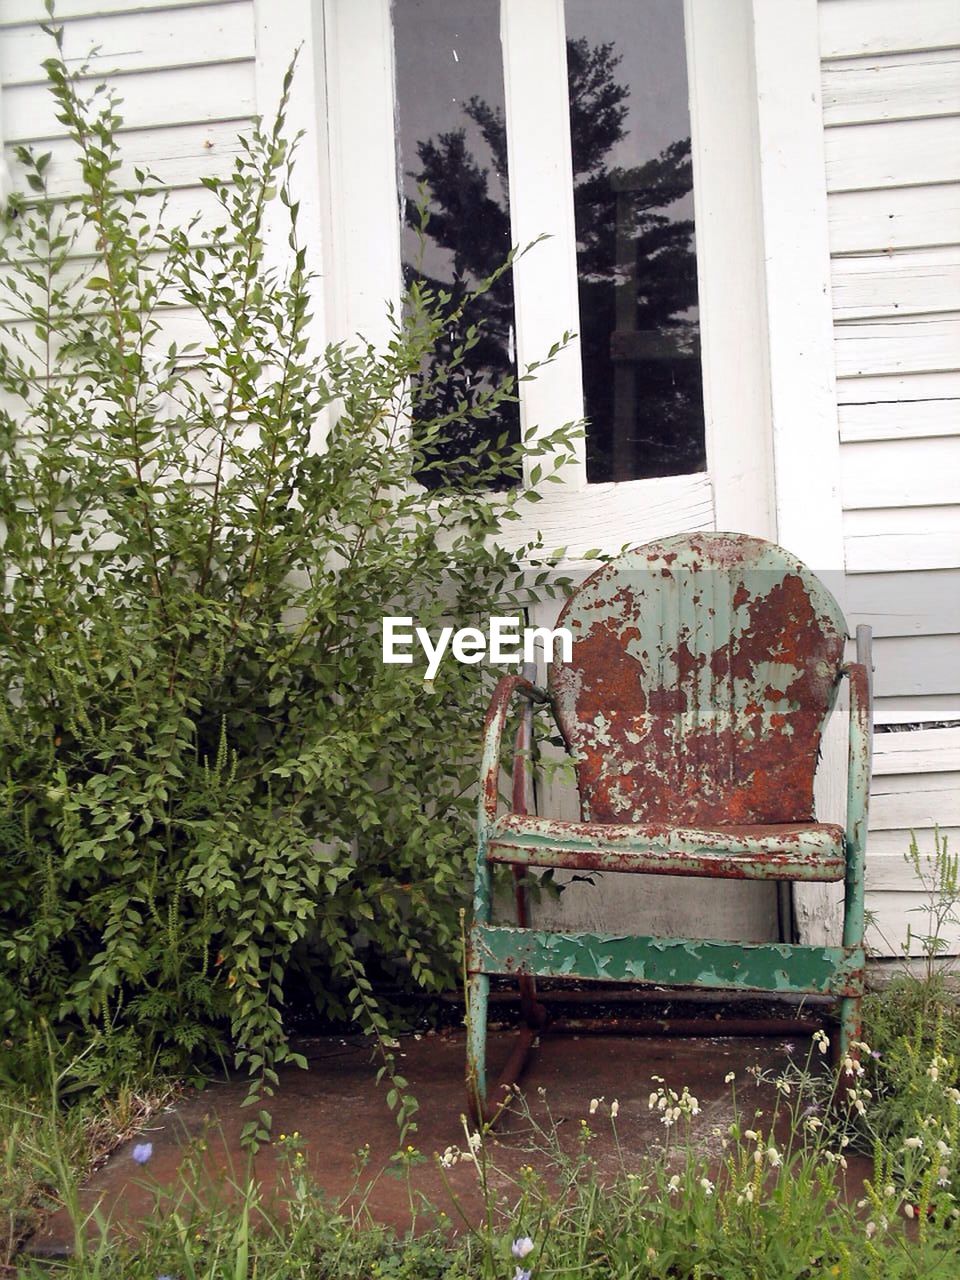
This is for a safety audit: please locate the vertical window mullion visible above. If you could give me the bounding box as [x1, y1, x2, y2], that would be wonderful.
[500, 0, 586, 488]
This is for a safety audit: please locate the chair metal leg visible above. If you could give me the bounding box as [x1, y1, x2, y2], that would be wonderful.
[839, 993, 862, 1062]
[466, 970, 489, 1124]
[838, 635, 871, 1078]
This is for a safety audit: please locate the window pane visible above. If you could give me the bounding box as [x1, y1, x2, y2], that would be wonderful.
[564, 0, 706, 483]
[393, 0, 519, 488]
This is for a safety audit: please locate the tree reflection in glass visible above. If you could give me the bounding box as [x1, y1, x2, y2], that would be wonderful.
[394, 0, 705, 488]
[394, 0, 519, 490]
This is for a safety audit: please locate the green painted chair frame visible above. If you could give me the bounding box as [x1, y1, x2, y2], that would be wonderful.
[466, 532, 872, 1123]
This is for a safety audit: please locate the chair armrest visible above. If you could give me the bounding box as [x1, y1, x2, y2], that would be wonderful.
[478, 674, 550, 831]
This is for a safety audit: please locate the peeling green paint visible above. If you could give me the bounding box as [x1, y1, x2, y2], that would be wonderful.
[472, 925, 865, 996]
[486, 813, 846, 881]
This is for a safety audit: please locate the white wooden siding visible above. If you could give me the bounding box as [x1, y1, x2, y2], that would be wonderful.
[864, 730, 960, 957]
[1, 4, 253, 78]
[822, 48, 960, 125]
[820, 0, 960, 955]
[0, 0, 257, 370]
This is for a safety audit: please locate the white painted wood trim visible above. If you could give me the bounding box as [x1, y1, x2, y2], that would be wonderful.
[753, 0, 844, 570]
[254, 0, 333, 451]
[500, 0, 585, 487]
[254, 1, 328, 346]
[320, 0, 401, 349]
[501, 471, 713, 563]
[752, 0, 846, 946]
[685, 0, 775, 539]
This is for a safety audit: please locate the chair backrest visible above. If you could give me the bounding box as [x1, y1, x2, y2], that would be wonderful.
[549, 533, 848, 826]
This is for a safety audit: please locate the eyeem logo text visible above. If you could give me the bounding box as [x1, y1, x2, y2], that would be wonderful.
[382, 616, 573, 680]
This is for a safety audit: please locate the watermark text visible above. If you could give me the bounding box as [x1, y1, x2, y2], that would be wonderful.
[382, 616, 572, 680]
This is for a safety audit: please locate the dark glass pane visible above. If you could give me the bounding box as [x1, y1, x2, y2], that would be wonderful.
[564, 0, 706, 483]
[393, 0, 519, 489]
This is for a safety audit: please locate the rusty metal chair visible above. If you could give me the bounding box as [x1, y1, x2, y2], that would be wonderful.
[466, 532, 872, 1122]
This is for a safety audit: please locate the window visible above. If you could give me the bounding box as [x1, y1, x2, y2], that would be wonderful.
[320, 0, 774, 556]
[392, 0, 705, 488]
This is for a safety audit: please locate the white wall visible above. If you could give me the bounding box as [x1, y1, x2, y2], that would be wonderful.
[819, 0, 960, 956]
[0, 0, 258, 350]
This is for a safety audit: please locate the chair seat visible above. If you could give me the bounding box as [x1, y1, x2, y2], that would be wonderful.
[487, 813, 847, 882]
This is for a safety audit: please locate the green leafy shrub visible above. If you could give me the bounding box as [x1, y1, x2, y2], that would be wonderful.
[0, 33, 576, 1103]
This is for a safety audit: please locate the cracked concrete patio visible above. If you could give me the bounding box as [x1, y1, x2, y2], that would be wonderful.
[28, 1018, 872, 1258]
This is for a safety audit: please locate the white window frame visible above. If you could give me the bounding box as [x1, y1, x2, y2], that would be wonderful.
[254, 0, 842, 570]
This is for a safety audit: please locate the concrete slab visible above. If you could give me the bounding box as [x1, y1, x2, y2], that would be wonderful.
[28, 1028, 860, 1257]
